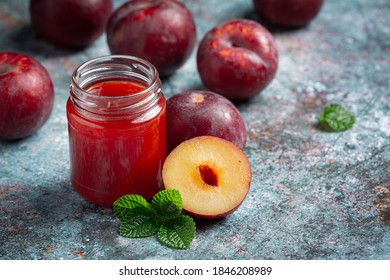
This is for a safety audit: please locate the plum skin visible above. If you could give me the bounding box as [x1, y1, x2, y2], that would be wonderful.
[197, 19, 278, 101]
[253, 0, 324, 28]
[106, 0, 196, 77]
[29, 0, 113, 48]
[0, 52, 54, 140]
[166, 90, 247, 153]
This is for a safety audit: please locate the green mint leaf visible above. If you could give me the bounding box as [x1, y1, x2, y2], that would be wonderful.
[152, 189, 182, 220]
[113, 190, 196, 250]
[157, 215, 196, 249]
[119, 207, 161, 238]
[113, 194, 151, 221]
[318, 103, 356, 132]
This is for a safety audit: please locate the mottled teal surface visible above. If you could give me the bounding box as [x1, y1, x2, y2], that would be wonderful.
[1, 0, 389, 259]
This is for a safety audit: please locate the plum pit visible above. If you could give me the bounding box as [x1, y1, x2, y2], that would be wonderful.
[198, 164, 218, 187]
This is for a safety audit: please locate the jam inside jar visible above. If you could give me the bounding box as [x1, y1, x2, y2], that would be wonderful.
[66, 55, 166, 206]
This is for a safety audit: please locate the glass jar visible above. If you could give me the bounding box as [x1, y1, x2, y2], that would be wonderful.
[66, 55, 166, 206]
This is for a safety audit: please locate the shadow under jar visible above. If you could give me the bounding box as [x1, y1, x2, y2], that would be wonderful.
[67, 55, 166, 206]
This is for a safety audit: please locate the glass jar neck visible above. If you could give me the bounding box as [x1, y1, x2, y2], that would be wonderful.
[70, 55, 162, 121]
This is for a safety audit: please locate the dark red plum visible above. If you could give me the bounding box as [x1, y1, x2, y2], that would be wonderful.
[253, 0, 324, 28]
[29, 0, 112, 48]
[0, 52, 54, 140]
[197, 19, 278, 101]
[166, 90, 247, 152]
[106, 0, 196, 77]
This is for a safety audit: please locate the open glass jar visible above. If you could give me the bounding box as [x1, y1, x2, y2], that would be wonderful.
[67, 55, 166, 206]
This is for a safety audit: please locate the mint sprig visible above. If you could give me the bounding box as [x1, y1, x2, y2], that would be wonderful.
[113, 190, 196, 249]
[317, 103, 356, 132]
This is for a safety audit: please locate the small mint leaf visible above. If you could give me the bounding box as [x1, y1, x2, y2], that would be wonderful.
[119, 207, 160, 238]
[157, 215, 196, 249]
[113, 194, 151, 221]
[318, 103, 356, 132]
[152, 189, 182, 220]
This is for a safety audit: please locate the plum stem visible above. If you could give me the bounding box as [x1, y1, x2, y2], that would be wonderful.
[0, 63, 17, 75]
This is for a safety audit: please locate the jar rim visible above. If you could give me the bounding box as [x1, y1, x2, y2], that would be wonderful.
[69, 54, 163, 121]
[71, 54, 160, 100]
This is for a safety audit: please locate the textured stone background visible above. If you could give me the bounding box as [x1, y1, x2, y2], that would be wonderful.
[1, 0, 389, 259]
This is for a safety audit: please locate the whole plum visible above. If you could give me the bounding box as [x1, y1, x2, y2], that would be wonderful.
[106, 0, 196, 77]
[0, 52, 54, 140]
[166, 90, 247, 152]
[253, 0, 324, 28]
[197, 19, 278, 101]
[29, 0, 112, 48]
